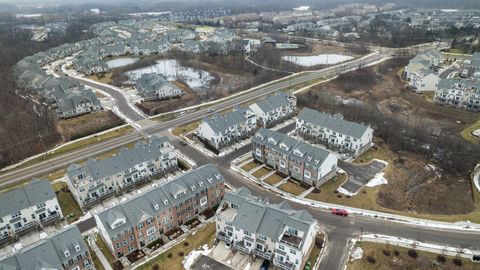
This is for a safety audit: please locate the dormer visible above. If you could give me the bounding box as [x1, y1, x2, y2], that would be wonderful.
[110, 218, 126, 230]
[153, 203, 160, 210]
[268, 137, 277, 145]
[75, 243, 81, 252]
[163, 199, 169, 205]
[64, 249, 70, 257]
[279, 143, 289, 151]
[190, 185, 196, 191]
[293, 148, 304, 157]
[207, 177, 213, 183]
[215, 174, 221, 180]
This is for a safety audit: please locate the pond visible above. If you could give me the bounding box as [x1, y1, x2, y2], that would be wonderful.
[282, 54, 353, 67]
[126, 59, 214, 90]
[105, 57, 139, 68]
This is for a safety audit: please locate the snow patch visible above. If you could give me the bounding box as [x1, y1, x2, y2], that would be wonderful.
[244, 263, 251, 270]
[366, 172, 388, 187]
[282, 54, 354, 67]
[126, 59, 214, 90]
[350, 247, 363, 261]
[182, 244, 212, 270]
[338, 187, 355, 197]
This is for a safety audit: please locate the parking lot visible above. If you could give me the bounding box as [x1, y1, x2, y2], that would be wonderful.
[338, 160, 386, 194]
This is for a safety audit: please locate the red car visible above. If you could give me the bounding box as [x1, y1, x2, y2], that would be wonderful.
[331, 208, 348, 216]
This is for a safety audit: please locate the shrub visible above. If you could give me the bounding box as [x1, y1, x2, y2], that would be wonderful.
[167, 253, 172, 258]
[437, 255, 446, 263]
[366, 256, 376, 264]
[183, 242, 189, 247]
[337, 194, 342, 198]
[453, 258, 463, 266]
[382, 249, 390, 256]
[152, 265, 160, 270]
[393, 250, 400, 256]
[407, 249, 417, 259]
[178, 252, 184, 257]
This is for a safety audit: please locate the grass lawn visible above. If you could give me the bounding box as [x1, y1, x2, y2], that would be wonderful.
[96, 234, 116, 266]
[279, 180, 308, 196]
[152, 112, 178, 122]
[52, 182, 83, 223]
[88, 72, 113, 84]
[264, 173, 284, 185]
[1, 126, 133, 175]
[85, 240, 105, 270]
[306, 245, 322, 268]
[353, 144, 392, 165]
[461, 119, 480, 144]
[241, 161, 257, 172]
[138, 223, 216, 270]
[347, 241, 479, 270]
[419, 91, 435, 102]
[172, 121, 199, 136]
[252, 167, 271, 179]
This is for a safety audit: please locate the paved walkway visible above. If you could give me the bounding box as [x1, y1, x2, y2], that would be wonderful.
[88, 233, 113, 270]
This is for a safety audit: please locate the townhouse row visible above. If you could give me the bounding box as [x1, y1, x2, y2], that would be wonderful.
[66, 135, 178, 209]
[136, 73, 184, 101]
[94, 164, 225, 259]
[404, 50, 443, 92]
[0, 179, 63, 246]
[296, 107, 374, 156]
[197, 92, 297, 151]
[252, 128, 338, 188]
[0, 225, 95, 270]
[433, 78, 480, 112]
[216, 187, 317, 270]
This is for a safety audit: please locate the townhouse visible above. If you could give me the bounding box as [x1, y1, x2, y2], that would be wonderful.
[252, 128, 338, 187]
[0, 225, 95, 270]
[197, 107, 257, 151]
[404, 50, 443, 92]
[216, 187, 317, 270]
[296, 107, 374, 156]
[434, 78, 480, 112]
[136, 73, 183, 101]
[249, 92, 297, 127]
[94, 164, 225, 259]
[0, 179, 63, 245]
[54, 88, 102, 119]
[66, 136, 178, 209]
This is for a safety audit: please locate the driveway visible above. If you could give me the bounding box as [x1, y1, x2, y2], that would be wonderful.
[338, 160, 386, 194]
[192, 255, 233, 270]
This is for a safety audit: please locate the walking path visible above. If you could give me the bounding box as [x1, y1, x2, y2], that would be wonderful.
[88, 232, 113, 270]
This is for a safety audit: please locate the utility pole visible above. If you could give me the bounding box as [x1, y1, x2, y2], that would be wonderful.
[38, 134, 47, 159]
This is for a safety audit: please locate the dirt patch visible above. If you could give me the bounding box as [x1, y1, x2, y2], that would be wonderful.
[56, 110, 124, 141]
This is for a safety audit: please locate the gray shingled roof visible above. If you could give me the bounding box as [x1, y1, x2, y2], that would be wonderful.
[0, 225, 88, 270]
[96, 164, 225, 238]
[298, 107, 370, 139]
[224, 187, 315, 248]
[0, 179, 55, 218]
[203, 109, 251, 134]
[253, 92, 291, 114]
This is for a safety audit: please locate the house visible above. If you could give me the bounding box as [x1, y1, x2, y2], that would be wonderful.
[0, 179, 63, 245]
[296, 108, 374, 155]
[136, 73, 183, 101]
[249, 92, 297, 127]
[53, 88, 102, 119]
[216, 187, 317, 270]
[197, 108, 257, 151]
[404, 50, 443, 92]
[241, 39, 261, 53]
[0, 225, 95, 270]
[66, 136, 177, 209]
[252, 129, 338, 187]
[181, 40, 208, 54]
[74, 54, 110, 75]
[94, 164, 225, 259]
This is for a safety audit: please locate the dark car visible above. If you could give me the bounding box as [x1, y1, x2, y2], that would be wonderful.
[260, 259, 270, 270]
[473, 255, 480, 262]
[331, 208, 348, 216]
[179, 140, 187, 146]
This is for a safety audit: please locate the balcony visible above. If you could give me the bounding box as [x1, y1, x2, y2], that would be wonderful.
[216, 231, 231, 243]
[39, 212, 61, 225]
[84, 188, 115, 206]
[233, 241, 251, 254]
[254, 248, 273, 260]
[273, 259, 295, 270]
[280, 233, 303, 249]
[13, 221, 36, 235]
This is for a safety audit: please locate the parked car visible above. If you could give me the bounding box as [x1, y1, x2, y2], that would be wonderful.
[207, 108, 216, 113]
[331, 208, 348, 216]
[472, 255, 480, 262]
[225, 241, 232, 250]
[260, 259, 270, 270]
[179, 140, 187, 146]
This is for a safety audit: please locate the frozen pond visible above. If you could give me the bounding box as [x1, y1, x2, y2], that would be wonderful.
[106, 57, 139, 68]
[126, 59, 214, 90]
[282, 54, 353, 67]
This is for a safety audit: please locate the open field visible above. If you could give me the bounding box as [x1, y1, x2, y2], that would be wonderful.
[347, 241, 479, 270]
[264, 173, 284, 185]
[57, 110, 125, 140]
[138, 222, 216, 270]
[52, 182, 83, 223]
[279, 180, 308, 196]
[172, 121, 199, 136]
[298, 58, 480, 221]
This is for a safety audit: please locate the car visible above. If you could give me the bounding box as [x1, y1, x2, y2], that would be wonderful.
[207, 108, 216, 113]
[260, 259, 270, 270]
[225, 241, 232, 250]
[179, 140, 187, 146]
[332, 208, 348, 216]
[473, 255, 480, 262]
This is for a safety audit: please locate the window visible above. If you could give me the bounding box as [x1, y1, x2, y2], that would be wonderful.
[291, 249, 296, 255]
[294, 166, 300, 173]
[147, 227, 155, 236]
[245, 231, 251, 237]
[36, 202, 46, 209]
[11, 211, 21, 219]
[278, 244, 285, 251]
[304, 170, 311, 179]
[255, 148, 262, 156]
[279, 160, 286, 168]
[215, 190, 220, 198]
[258, 234, 266, 240]
[64, 250, 70, 257]
[137, 223, 144, 230]
[75, 244, 81, 252]
[288, 227, 298, 236]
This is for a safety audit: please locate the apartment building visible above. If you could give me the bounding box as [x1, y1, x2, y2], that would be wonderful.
[0, 179, 63, 245]
[66, 136, 178, 209]
[0, 225, 95, 270]
[296, 107, 374, 156]
[197, 107, 257, 151]
[404, 50, 443, 92]
[249, 92, 297, 127]
[434, 78, 480, 112]
[94, 164, 225, 259]
[216, 187, 317, 270]
[252, 128, 338, 188]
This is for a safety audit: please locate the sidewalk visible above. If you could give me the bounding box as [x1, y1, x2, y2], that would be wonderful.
[88, 232, 113, 270]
